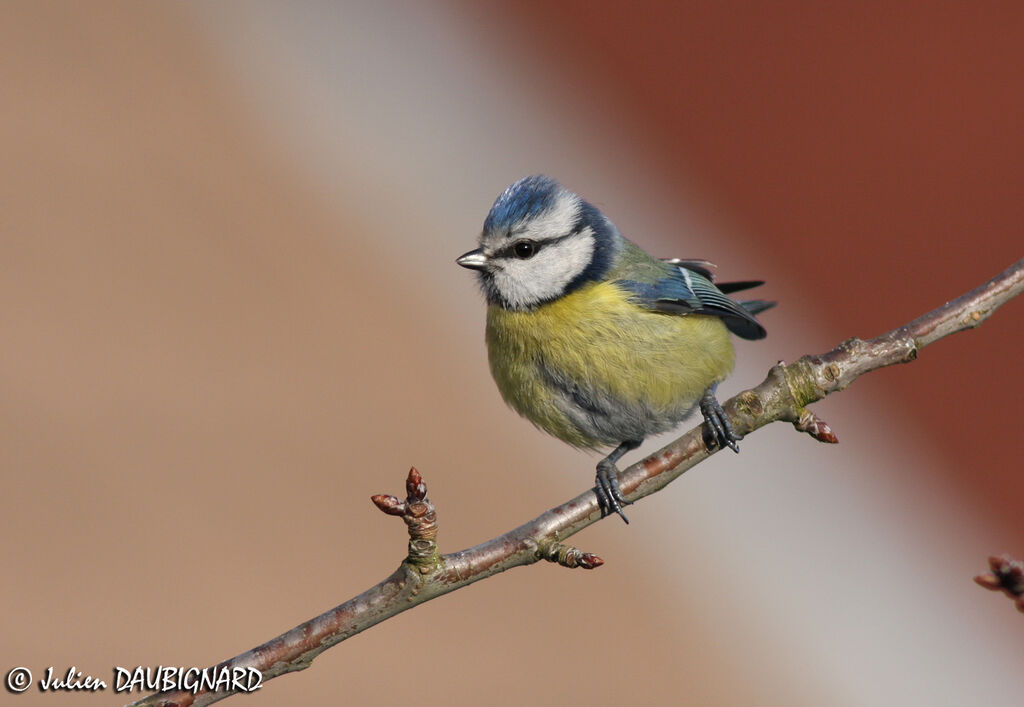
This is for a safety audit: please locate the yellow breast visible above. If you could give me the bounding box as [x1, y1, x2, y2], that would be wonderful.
[485, 281, 735, 448]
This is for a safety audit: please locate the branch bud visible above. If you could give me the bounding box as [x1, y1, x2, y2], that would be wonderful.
[975, 554, 1024, 613]
[794, 408, 839, 443]
[371, 494, 406, 516]
[539, 540, 604, 570]
[406, 467, 427, 501]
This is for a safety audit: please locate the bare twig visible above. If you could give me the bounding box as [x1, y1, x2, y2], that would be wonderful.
[974, 555, 1024, 614]
[127, 258, 1024, 707]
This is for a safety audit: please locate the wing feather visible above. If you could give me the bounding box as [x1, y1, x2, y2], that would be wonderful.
[618, 262, 769, 340]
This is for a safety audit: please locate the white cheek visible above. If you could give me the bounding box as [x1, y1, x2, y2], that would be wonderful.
[494, 230, 595, 309]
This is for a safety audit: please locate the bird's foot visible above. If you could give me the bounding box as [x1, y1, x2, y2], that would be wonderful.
[700, 385, 741, 453]
[595, 461, 631, 524]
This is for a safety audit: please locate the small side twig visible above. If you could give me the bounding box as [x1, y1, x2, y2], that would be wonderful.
[974, 555, 1024, 614]
[372, 467, 439, 569]
[537, 539, 604, 569]
[792, 407, 839, 443]
[128, 258, 1024, 707]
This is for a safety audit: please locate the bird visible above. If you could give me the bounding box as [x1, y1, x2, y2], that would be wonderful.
[457, 175, 773, 523]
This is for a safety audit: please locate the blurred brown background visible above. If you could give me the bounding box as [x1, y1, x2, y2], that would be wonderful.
[2, 2, 1022, 705]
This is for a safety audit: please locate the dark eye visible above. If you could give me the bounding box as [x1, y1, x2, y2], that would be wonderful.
[513, 240, 538, 259]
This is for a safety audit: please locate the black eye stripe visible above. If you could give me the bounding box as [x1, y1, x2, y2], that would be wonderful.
[498, 232, 575, 260]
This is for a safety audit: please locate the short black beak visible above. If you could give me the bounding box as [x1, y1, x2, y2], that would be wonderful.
[456, 248, 488, 271]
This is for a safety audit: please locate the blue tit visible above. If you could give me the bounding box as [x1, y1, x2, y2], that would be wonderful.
[457, 175, 773, 523]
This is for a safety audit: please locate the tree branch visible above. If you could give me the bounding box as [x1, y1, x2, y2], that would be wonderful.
[128, 258, 1024, 707]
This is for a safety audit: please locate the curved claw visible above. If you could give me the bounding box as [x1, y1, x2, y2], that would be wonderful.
[595, 462, 631, 524]
[700, 386, 742, 453]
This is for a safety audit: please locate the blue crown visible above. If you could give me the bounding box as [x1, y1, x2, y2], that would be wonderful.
[483, 175, 562, 233]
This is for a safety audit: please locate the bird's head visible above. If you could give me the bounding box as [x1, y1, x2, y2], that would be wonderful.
[457, 175, 622, 310]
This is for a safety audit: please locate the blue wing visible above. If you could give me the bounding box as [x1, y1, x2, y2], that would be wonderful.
[618, 262, 770, 340]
